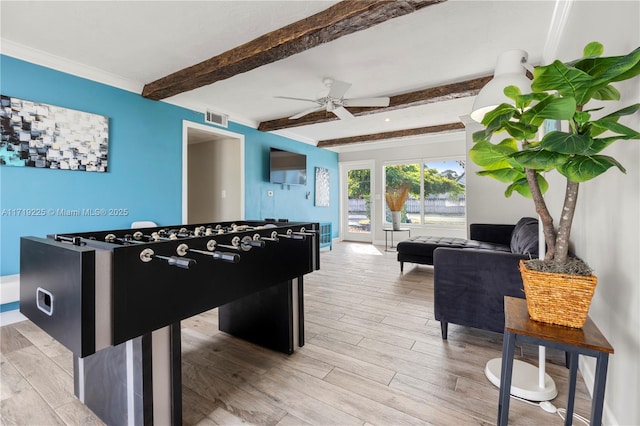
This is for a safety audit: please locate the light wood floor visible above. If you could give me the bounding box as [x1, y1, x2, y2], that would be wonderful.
[1, 241, 593, 425]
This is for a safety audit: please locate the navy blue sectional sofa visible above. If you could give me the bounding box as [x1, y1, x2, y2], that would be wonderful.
[396, 217, 539, 339]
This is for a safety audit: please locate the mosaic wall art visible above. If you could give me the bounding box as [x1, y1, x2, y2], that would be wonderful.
[315, 166, 330, 207]
[0, 95, 109, 172]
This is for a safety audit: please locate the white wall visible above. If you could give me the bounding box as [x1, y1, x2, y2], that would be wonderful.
[188, 138, 242, 223]
[338, 131, 469, 243]
[551, 2, 640, 425]
[188, 141, 216, 223]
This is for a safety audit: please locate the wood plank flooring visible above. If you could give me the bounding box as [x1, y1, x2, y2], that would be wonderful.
[1, 241, 593, 425]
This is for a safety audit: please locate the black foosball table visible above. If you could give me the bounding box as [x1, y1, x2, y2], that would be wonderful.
[19, 220, 320, 425]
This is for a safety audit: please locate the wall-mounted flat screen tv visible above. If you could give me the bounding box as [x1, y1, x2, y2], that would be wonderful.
[270, 148, 307, 185]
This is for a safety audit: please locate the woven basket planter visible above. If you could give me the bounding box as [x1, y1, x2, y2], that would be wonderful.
[519, 259, 597, 328]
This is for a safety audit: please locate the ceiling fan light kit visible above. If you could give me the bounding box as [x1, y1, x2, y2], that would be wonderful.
[277, 77, 390, 120]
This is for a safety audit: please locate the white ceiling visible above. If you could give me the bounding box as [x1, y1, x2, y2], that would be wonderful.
[0, 1, 562, 147]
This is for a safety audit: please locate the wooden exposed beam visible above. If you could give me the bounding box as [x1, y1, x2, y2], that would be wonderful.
[142, 0, 445, 100]
[258, 75, 491, 132]
[316, 122, 464, 148]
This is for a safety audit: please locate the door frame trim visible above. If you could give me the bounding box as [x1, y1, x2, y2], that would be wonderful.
[182, 120, 245, 224]
[339, 160, 375, 243]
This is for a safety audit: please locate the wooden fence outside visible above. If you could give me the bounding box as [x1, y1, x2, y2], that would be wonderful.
[349, 196, 465, 215]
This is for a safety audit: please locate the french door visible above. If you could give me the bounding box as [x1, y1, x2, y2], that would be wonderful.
[341, 161, 374, 243]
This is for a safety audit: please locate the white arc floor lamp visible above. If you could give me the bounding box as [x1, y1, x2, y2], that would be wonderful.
[470, 50, 557, 402]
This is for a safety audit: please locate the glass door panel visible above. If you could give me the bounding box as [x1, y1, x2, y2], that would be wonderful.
[342, 164, 372, 242]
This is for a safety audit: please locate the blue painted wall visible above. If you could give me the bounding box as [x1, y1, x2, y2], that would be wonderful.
[0, 55, 339, 276]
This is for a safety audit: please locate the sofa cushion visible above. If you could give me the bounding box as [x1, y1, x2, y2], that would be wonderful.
[510, 217, 539, 256]
[397, 236, 511, 256]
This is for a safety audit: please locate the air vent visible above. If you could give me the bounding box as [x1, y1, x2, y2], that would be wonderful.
[205, 110, 228, 128]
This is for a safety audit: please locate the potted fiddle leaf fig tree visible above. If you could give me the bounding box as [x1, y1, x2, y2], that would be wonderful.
[470, 41, 640, 327]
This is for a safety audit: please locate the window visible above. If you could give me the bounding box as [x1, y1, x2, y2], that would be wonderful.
[384, 159, 465, 227]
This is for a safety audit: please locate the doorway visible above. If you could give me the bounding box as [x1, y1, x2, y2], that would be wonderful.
[340, 161, 374, 243]
[182, 121, 245, 224]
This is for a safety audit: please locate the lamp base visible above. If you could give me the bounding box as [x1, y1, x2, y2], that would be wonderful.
[485, 358, 558, 402]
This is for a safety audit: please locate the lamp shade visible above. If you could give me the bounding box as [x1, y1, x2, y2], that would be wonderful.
[470, 49, 531, 122]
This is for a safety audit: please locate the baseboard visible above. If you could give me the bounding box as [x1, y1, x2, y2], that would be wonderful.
[579, 356, 618, 425]
[1, 274, 20, 304]
[0, 309, 27, 326]
[0, 274, 26, 326]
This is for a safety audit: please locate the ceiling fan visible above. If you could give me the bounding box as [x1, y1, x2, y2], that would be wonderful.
[275, 78, 390, 120]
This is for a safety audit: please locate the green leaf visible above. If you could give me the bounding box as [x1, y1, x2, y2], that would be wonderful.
[541, 131, 593, 154]
[583, 41, 604, 57]
[590, 119, 640, 140]
[469, 139, 518, 170]
[481, 103, 517, 127]
[588, 105, 640, 137]
[558, 155, 626, 182]
[573, 110, 591, 125]
[572, 57, 615, 77]
[600, 103, 640, 121]
[579, 48, 640, 103]
[505, 179, 529, 198]
[502, 86, 542, 110]
[504, 121, 539, 140]
[477, 168, 525, 183]
[504, 85, 522, 102]
[536, 173, 549, 195]
[573, 46, 640, 82]
[510, 148, 568, 170]
[566, 45, 640, 105]
[517, 92, 549, 109]
[586, 122, 606, 138]
[591, 84, 620, 101]
[532, 60, 594, 103]
[583, 106, 604, 114]
[497, 138, 519, 151]
[520, 96, 576, 125]
[505, 174, 549, 198]
[472, 128, 493, 143]
[594, 46, 640, 83]
[585, 137, 619, 154]
[585, 135, 638, 154]
[611, 54, 640, 82]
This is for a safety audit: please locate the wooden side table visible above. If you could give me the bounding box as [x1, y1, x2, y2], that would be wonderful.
[498, 296, 613, 426]
[382, 228, 410, 251]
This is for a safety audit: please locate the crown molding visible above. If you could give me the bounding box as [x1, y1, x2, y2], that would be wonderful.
[1, 38, 144, 93]
[0, 38, 258, 130]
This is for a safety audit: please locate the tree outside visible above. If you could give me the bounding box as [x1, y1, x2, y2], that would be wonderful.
[384, 162, 465, 225]
[347, 162, 466, 231]
[347, 169, 372, 232]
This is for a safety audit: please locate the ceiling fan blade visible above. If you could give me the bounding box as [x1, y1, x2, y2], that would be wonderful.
[332, 106, 354, 120]
[327, 79, 352, 99]
[289, 105, 325, 120]
[274, 96, 319, 104]
[343, 97, 390, 107]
